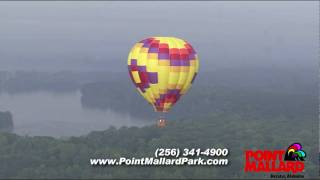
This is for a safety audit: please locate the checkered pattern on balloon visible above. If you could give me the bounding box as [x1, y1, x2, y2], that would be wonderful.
[128, 37, 199, 121]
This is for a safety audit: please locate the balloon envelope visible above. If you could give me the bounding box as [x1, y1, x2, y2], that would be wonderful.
[127, 37, 199, 112]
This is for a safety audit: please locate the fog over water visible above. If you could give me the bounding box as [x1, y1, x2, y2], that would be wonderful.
[0, 91, 150, 137]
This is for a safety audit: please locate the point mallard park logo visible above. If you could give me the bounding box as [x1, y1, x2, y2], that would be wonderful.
[244, 143, 306, 174]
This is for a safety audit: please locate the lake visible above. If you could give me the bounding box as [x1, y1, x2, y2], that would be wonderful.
[0, 91, 151, 137]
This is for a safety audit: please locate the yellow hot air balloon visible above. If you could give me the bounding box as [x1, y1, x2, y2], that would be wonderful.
[127, 37, 199, 125]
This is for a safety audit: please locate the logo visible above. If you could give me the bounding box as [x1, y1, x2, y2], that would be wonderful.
[244, 143, 306, 177]
[284, 143, 306, 161]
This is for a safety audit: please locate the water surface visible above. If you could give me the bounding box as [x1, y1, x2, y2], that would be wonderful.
[0, 91, 151, 137]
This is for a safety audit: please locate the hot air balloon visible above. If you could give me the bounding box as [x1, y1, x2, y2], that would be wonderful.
[127, 37, 199, 127]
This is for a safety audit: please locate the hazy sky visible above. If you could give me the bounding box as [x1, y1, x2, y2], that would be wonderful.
[0, 1, 318, 71]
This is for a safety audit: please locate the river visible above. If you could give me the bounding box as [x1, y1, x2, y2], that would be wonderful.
[0, 91, 151, 137]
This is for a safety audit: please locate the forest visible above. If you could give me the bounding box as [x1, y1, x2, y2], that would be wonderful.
[0, 69, 318, 179]
[0, 114, 318, 178]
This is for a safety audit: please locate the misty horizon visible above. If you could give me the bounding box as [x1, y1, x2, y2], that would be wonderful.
[0, 1, 318, 72]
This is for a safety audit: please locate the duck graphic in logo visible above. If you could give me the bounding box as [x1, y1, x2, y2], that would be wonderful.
[284, 143, 306, 161]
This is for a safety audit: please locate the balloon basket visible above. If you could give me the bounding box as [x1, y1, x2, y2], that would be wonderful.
[156, 118, 167, 128]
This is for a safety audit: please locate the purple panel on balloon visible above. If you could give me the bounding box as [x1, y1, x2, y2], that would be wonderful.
[148, 47, 158, 53]
[189, 53, 196, 60]
[140, 38, 153, 43]
[148, 72, 158, 84]
[170, 60, 180, 66]
[181, 60, 190, 66]
[140, 39, 148, 43]
[158, 53, 169, 59]
[168, 89, 180, 95]
[131, 59, 137, 65]
[144, 83, 150, 89]
[143, 43, 151, 48]
[155, 99, 161, 105]
[137, 66, 146, 72]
